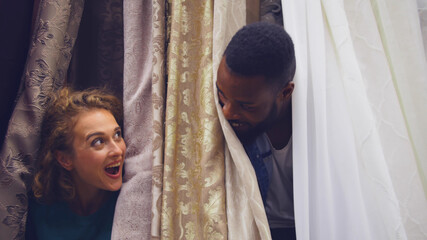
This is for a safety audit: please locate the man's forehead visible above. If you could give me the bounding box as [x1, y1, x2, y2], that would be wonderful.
[217, 75, 273, 106]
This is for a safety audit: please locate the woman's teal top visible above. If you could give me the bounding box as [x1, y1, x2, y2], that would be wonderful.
[26, 192, 118, 240]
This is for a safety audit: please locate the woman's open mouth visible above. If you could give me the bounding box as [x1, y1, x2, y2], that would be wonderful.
[105, 161, 121, 177]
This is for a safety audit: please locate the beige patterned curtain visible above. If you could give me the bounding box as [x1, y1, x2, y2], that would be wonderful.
[0, 0, 85, 239]
[151, 0, 228, 239]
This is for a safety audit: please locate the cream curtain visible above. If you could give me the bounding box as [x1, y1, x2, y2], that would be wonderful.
[0, 0, 84, 238]
[282, 0, 427, 239]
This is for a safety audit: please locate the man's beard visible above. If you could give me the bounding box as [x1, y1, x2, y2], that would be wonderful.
[234, 103, 278, 145]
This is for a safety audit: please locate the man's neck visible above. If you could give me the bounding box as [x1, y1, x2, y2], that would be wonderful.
[266, 105, 292, 150]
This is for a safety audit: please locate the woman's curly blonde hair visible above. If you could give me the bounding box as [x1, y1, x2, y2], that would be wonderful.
[32, 87, 122, 203]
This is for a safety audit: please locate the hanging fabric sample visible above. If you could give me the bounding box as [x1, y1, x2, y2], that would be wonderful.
[151, 0, 228, 239]
[111, 0, 153, 239]
[0, 0, 85, 238]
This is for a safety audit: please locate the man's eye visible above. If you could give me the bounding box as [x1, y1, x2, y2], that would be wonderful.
[241, 104, 255, 111]
[91, 138, 104, 147]
[218, 99, 224, 107]
[218, 94, 225, 107]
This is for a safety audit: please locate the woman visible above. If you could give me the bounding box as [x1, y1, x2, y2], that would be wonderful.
[26, 87, 126, 240]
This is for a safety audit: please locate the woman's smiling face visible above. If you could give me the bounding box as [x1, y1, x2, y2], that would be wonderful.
[60, 108, 126, 194]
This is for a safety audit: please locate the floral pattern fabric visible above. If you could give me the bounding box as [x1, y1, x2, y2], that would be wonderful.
[0, 0, 85, 239]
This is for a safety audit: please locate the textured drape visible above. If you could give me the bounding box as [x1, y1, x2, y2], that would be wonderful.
[111, 0, 153, 239]
[282, 0, 427, 239]
[152, 0, 228, 239]
[0, 0, 84, 238]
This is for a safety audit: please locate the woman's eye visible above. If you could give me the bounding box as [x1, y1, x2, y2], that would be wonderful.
[91, 138, 104, 147]
[114, 130, 122, 139]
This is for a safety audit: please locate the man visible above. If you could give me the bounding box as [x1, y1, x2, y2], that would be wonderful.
[216, 22, 296, 239]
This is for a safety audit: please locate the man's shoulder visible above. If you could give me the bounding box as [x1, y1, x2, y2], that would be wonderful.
[243, 133, 272, 159]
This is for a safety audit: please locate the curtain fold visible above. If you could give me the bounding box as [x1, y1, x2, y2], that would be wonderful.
[324, 1, 404, 238]
[419, 0, 427, 59]
[111, 0, 153, 239]
[151, 0, 167, 239]
[0, 0, 85, 238]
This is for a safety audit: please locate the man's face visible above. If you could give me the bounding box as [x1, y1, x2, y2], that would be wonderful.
[216, 57, 280, 143]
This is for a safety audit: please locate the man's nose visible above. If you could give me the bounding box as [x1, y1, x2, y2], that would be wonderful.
[222, 102, 239, 120]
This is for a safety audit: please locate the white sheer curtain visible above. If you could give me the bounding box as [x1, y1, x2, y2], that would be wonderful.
[283, 0, 427, 239]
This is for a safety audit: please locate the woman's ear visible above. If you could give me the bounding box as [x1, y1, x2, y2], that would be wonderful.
[55, 151, 74, 171]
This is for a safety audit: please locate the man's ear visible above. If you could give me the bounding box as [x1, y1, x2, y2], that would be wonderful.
[55, 151, 74, 171]
[278, 81, 294, 101]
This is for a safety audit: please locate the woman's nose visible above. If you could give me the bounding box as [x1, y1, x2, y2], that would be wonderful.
[109, 140, 125, 157]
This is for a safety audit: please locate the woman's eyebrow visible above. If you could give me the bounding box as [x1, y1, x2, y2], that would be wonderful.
[86, 132, 103, 141]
